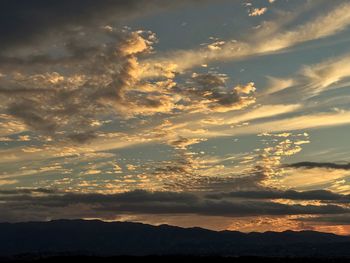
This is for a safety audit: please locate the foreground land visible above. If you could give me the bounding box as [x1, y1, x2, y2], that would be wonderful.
[1, 256, 350, 263]
[1, 220, 350, 258]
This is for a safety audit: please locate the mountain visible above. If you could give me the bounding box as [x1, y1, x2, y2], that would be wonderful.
[1, 220, 350, 257]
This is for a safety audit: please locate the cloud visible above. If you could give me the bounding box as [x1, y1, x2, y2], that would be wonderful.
[248, 7, 268, 17]
[0, 189, 349, 222]
[0, 28, 167, 142]
[0, 114, 27, 136]
[240, 133, 310, 189]
[300, 214, 350, 225]
[206, 189, 350, 202]
[0, 0, 196, 54]
[0, 188, 57, 195]
[2, 1, 348, 151]
[287, 162, 350, 170]
[264, 53, 350, 99]
[0, 28, 257, 144]
[294, 214, 350, 235]
[194, 104, 300, 130]
[213, 111, 350, 138]
[276, 162, 350, 194]
[168, 137, 205, 150]
[141, 2, 350, 77]
[279, 167, 350, 192]
[226, 214, 318, 233]
[256, 2, 350, 52]
[173, 73, 256, 113]
[0, 179, 17, 186]
[1, 1, 225, 144]
[1, 1, 350, 226]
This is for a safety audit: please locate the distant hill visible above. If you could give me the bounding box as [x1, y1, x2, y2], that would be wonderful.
[1, 220, 350, 257]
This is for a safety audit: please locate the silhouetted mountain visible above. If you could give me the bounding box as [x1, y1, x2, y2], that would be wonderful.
[1, 220, 350, 257]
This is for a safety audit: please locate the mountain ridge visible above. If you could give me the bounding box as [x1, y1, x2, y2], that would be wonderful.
[1, 219, 350, 257]
[1, 218, 346, 236]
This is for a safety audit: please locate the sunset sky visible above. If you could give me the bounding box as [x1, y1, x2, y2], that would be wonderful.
[1, 0, 350, 235]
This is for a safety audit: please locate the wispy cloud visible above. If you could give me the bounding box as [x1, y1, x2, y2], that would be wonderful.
[264, 53, 350, 98]
[141, 2, 350, 77]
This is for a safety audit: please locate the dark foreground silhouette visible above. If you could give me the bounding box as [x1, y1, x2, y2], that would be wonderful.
[2, 256, 350, 263]
[0, 255, 350, 263]
[1, 220, 350, 260]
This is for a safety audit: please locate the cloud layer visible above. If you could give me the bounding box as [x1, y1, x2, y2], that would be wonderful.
[1, 0, 350, 234]
[1, 189, 349, 222]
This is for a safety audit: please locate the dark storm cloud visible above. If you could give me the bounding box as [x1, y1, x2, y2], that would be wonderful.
[206, 189, 350, 201]
[0, 0, 190, 53]
[0, 190, 349, 222]
[287, 162, 350, 170]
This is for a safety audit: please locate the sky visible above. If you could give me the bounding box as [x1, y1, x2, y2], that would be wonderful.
[1, 0, 350, 235]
